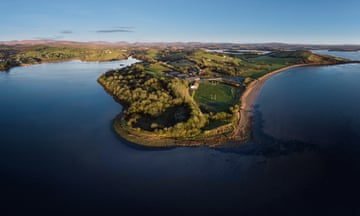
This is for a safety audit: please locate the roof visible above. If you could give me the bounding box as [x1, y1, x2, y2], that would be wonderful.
[168, 71, 181, 76]
[177, 74, 189, 79]
[190, 82, 199, 89]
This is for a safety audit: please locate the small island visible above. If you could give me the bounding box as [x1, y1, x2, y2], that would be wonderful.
[98, 49, 354, 147]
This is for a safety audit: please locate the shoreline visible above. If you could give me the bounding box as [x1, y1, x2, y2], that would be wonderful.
[0, 57, 130, 72]
[106, 64, 314, 147]
[240, 61, 360, 114]
[232, 64, 309, 142]
[234, 61, 360, 141]
[240, 64, 308, 112]
[103, 61, 360, 148]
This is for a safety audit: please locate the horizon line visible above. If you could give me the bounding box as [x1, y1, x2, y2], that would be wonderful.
[1, 39, 360, 46]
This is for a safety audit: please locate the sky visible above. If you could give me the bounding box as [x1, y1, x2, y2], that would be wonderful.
[1, 0, 360, 44]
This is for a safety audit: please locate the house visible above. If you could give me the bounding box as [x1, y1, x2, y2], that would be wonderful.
[167, 71, 181, 77]
[190, 81, 199, 90]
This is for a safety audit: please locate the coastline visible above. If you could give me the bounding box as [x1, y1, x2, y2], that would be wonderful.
[240, 64, 308, 112]
[98, 79, 233, 148]
[234, 62, 360, 140]
[105, 64, 311, 147]
[103, 61, 360, 148]
[232, 64, 309, 142]
[0, 57, 130, 72]
[112, 114, 232, 148]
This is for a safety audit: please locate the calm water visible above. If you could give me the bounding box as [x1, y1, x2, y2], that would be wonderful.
[1, 54, 360, 215]
[256, 64, 360, 146]
[312, 49, 360, 61]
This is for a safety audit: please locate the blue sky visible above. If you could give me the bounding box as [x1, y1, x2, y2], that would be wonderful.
[1, 0, 359, 44]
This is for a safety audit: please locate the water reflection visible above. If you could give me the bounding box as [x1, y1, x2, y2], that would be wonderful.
[1, 57, 360, 215]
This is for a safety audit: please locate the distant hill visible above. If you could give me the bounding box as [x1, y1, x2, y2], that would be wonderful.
[0, 40, 130, 48]
[1, 40, 360, 50]
[269, 50, 349, 64]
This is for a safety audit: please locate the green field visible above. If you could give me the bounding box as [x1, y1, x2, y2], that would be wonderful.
[226, 54, 295, 78]
[145, 63, 171, 72]
[144, 63, 172, 78]
[190, 50, 242, 67]
[145, 49, 160, 58]
[194, 81, 242, 113]
[169, 58, 195, 68]
[250, 55, 294, 64]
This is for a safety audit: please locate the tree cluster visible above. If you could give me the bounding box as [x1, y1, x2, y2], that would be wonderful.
[99, 63, 212, 138]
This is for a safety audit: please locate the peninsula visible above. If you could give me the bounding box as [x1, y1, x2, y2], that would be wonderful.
[97, 48, 355, 147]
[1, 41, 357, 147]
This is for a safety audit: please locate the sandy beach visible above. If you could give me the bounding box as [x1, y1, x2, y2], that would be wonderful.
[234, 64, 308, 140]
[240, 64, 308, 111]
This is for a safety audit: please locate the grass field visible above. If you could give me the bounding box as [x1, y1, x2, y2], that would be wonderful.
[194, 81, 242, 113]
[229, 54, 294, 78]
[169, 58, 195, 68]
[189, 50, 241, 67]
[144, 63, 172, 78]
[146, 63, 171, 72]
[250, 55, 295, 64]
[145, 49, 159, 58]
